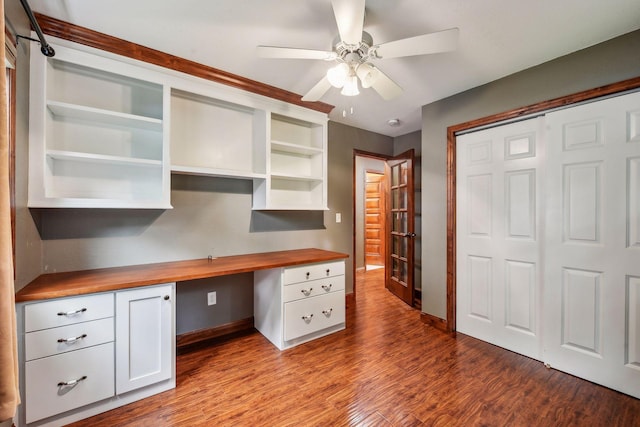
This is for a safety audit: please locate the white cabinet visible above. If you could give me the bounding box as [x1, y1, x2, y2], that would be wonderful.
[115, 284, 175, 394]
[254, 260, 345, 350]
[28, 42, 171, 209]
[16, 284, 175, 427]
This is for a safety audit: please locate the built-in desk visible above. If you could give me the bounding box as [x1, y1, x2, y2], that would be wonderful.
[14, 248, 348, 427]
[16, 248, 348, 302]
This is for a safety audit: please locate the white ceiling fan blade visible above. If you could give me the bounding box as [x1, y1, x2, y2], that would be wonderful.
[369, 67, 403, 101]
[302, 76, 332, 102]
[257, 46, 337, 60]
[375, 28, 459, 59]
[331, 0, 365, 45]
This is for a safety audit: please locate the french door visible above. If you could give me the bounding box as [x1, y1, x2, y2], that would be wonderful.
[385, 150, 415, 306]
[456, 90, 640, 398]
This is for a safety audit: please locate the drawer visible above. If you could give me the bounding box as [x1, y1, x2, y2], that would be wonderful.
[25, 293, 114, 332]
[25, 317, 114, 361]
[25, 342, 115, 423]
[282, 276, 345, 303]
[283, 260, 345, 285]
[284, 290, 345, 341]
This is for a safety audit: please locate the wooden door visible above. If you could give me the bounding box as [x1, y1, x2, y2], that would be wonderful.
[385, 150, 415, 306]
[543, 91, 640, 399]
[456, 117, 545, 361]
[365, 172, 385, 267]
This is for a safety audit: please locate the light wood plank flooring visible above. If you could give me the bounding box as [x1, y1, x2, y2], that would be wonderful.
[68, 269, 640, 426]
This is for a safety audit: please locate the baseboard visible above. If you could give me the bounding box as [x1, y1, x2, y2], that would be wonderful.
[420, 312, 450, 333]
[177, 317, 254, 349]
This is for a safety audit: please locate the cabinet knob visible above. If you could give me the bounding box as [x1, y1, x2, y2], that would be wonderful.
[326, 269, 330, 275]
[164, 295, 170, 301]
[305, 272, 310, 279]
[300, 288, 313, 297]
[321, 284, 332, 292]
[322, 308, 333, 316]
[301, 314, 313, 323]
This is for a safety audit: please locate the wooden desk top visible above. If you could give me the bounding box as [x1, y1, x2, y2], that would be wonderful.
[16, 248, 349, 303]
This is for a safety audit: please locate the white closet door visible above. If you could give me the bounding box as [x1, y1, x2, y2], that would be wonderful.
[457, 117, 545, 360]
[544, 91, 640, 398]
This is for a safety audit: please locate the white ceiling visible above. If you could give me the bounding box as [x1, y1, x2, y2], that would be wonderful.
[29, 0, 640, 137]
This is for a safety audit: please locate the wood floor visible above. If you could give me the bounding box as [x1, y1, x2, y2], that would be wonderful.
[68, 269, 640, 426]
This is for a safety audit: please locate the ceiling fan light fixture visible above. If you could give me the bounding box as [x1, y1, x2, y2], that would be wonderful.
[327, 63, 349, 88]
[340, 74, 360, 96]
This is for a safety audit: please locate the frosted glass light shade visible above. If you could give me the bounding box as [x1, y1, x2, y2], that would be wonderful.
[356, 63, 378, 89]
[327, 63, 349, 88]
[340, 75, 360, 96]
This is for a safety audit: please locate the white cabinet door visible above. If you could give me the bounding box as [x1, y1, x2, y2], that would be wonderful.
[115, 283, 175, 394]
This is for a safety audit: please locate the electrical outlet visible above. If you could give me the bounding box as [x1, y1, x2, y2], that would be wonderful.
[207, 291, 216, 306]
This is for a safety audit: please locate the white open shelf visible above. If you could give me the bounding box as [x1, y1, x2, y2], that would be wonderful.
[47, 150, 163, 168]
[47, 101, 163, 131]
[170, 164, 266, 180]
[270, 173, 323, 182]
[270, 140, 323, 156]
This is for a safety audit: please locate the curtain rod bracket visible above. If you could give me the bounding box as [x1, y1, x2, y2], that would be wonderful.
[18, 0, 55, 57]
[16, 35, 55, 57]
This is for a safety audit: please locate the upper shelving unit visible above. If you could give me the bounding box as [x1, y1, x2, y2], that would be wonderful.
[28, 40, 329, 211]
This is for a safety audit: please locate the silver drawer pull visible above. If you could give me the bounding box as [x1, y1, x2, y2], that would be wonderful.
[322, 308, 333, 316]
[300, 288, 313, 296]
[326, 269, 330, 276]
[57, 333, 87, 344]
[301, 314, 313, 322]
[321, 284, 332, 292]
[57, 308, 87, 317]
[305, 272, 310, 279]
[58, 375, 87, 387]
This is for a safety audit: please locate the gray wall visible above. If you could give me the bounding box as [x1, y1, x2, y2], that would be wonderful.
[421, 29, 640, 319]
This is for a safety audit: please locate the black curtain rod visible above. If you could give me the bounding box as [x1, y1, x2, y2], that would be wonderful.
[18, 0, 55, 57]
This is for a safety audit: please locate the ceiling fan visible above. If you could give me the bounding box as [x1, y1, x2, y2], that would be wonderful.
[257, 0, 459, 102]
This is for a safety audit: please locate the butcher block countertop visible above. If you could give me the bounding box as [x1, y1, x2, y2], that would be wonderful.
[16, 248, 349, 302]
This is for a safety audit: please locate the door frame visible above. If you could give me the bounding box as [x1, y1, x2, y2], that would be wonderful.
[353, 149, 394, 299]
[444, 76, 640, 334]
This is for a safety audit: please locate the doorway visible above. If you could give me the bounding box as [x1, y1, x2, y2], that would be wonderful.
[364, 171, 385, 270]
[353, 150, 416, 307]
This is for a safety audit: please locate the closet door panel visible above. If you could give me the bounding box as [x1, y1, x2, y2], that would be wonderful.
[544, 91, 640, 399]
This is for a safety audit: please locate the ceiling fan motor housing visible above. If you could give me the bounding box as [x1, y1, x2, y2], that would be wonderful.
[334, 31, 375, 65]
